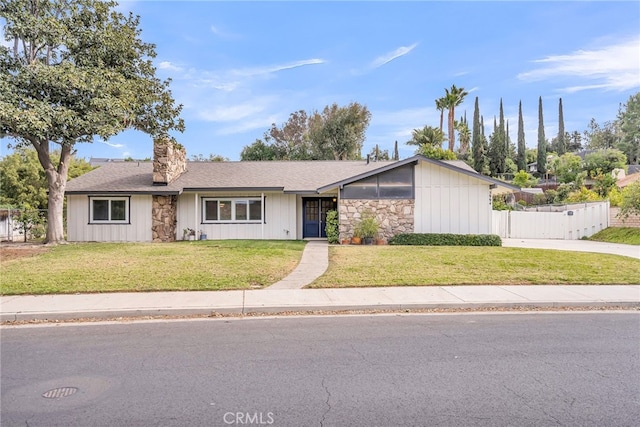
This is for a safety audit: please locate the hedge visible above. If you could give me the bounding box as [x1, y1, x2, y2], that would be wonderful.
[388, 233, 502, 247]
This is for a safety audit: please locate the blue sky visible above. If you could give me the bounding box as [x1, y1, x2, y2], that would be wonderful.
[3, 1, 640, 161]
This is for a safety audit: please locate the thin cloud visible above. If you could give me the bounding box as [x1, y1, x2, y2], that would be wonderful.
[231, 59, 326, 78]
[100, 141, 125, 149]
[210, 24, 240, 39]
[371, 43, 418, 69]
[518, 36, 640, 92]
[158, 61, 184, 72]
[216, 115, 280, 136]
[198, 100, 273, 122]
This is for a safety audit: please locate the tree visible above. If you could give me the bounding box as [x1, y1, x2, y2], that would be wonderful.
[367, 144, 390, 161]
[557, 98, 566, 155]
[488, 99, 507, 176]
[0, 147, 93, 209]
[442, 85, 468, 152]
[456, 118, 471, 157]
[240, 139, 278, 161]
[512, 170, 538, 188]
[517, 101, 526, 172]
[416, 145, 457, 160]
[310, 102, 371, 160]
[583, 118, 620, 149]
[537, 97, 547, 176]
[435, 97, 446, 133]
[241, 103, 371, 161]
[618, 182, 640, 219]
[393, 140, 399, 160]
[190, 153, 229, 162]
[0, 0, 184, 244]
[617, 92, 640, 164]
[567, 131, 583, 152]
[550, 153, 584, 184]
[406, 126, 446, 148]
[584, 148, 627, 176]
[471, 97, 486, 174]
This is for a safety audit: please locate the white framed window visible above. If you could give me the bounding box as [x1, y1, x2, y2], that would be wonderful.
[89, 196, 130, 224]
[202, 198, 262, 223]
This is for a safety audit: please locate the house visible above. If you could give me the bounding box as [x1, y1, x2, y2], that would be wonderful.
[64, 140, 519, 242]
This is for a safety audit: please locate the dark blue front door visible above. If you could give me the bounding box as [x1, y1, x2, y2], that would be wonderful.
[303, 198, 336, 238]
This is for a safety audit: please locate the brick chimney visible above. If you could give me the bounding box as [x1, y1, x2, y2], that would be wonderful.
[153, 139, 187, 185]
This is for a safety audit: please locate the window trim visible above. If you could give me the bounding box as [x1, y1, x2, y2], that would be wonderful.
[201, 197, 263, 224]
[88, 196, 131, 224]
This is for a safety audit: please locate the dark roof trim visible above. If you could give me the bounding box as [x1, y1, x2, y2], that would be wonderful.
[182, 187, 284, 192]
[317, 155, 519, 192]
[316, 158, 420, 193]
[65, 191, 181, 196]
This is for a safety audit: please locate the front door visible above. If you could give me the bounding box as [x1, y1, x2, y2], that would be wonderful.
[303, 198, 337, 238]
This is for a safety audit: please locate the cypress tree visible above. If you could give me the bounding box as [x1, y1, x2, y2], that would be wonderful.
[517, 100, 526, 171]
[472, 97, 484, 173]
[557, 98, 566, 155]
[393, 140, 399, 160]
[537, 96, 547, 175]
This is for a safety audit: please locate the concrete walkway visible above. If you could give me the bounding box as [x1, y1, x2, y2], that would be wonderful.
[1, 285, 638, 322]
[267, 240, 328, 289]
[2, 238, 639, 323]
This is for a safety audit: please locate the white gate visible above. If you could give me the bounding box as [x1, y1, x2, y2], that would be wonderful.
[492, 201, 610, 240]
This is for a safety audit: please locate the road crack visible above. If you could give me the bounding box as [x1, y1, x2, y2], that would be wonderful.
[319, 377, 331, 427]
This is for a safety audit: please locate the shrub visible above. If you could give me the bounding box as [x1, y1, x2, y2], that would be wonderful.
[618, 182, 640, 219]
[353, 212, 378, 239]
[388, 233, 502, 247]
[608, 187, 623, 207]
[325, 210, 339, 244]
[566, 187, 601, 203]
[492, 194, 512, 211]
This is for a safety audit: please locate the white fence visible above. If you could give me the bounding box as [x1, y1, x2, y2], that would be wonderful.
[492, 201, 610, 240]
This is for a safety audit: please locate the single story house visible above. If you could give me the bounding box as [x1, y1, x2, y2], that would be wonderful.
[64, 141, 519, 242]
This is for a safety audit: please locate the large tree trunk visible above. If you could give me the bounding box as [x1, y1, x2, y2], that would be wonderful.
[31, 138, 71, 244]
[439, 110, 444, 133]
[448, 108, 455, 151]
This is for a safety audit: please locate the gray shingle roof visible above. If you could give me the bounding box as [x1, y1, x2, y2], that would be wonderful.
[65, 160, 397, 194]
[65, 157, 519, 195]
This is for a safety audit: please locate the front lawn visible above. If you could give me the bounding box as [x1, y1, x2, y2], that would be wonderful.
[1, 240, 306, 295]
[588, 227, 640, 245]
[308, 246, 640, 287]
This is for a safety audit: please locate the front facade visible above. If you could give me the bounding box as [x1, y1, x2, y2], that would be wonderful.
[65, 141, 517, 242]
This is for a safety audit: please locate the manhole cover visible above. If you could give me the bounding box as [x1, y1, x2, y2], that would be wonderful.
[42, 387, 78, 399]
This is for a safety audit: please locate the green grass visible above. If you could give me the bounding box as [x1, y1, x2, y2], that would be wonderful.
[1, 240, 306, 295]
[588, 227, 640, 245]
[308, 246, 640, 288]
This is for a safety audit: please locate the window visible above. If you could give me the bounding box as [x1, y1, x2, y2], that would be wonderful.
[90, 197, 129, 223]
[342, 165, 414, 199]
[203, 198, 262, 223]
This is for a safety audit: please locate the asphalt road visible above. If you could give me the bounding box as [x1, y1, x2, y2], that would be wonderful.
[2, 312, 639, 427]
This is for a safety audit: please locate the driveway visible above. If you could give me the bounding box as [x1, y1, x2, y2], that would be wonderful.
[502, 238, 640, 259]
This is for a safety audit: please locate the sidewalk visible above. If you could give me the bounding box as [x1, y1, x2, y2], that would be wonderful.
[2, 239, 639, 322]
[2, 285, 639, 322]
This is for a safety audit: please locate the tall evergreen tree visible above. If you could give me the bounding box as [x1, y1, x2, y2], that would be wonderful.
[472, 97, 485, 173]
[557, 98, 566, 155]
[488, 100, 507, 176]
[393, 140, 399, 160]
[517, 101, 526, 171]
[537, 96, 547, 175]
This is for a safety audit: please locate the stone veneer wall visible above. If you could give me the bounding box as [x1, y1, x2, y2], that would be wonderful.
[610, 207, 640, 228]
[152, 195, 178, 242]
[153, 139, 187, 185]
[339, 199, 414, 241]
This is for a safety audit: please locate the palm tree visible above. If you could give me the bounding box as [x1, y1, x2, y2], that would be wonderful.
[443, 85, 469, 152]
[456, 121, 471, 156]
[407, 126, 446, 148]
[435, 97, 446, 132]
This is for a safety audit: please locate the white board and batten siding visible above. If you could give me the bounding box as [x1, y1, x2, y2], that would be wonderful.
[414, 162, 492, 234]
[492, 201, 610, 240]
[66, 195, 153, 242]
[177, 192, 297, 240]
